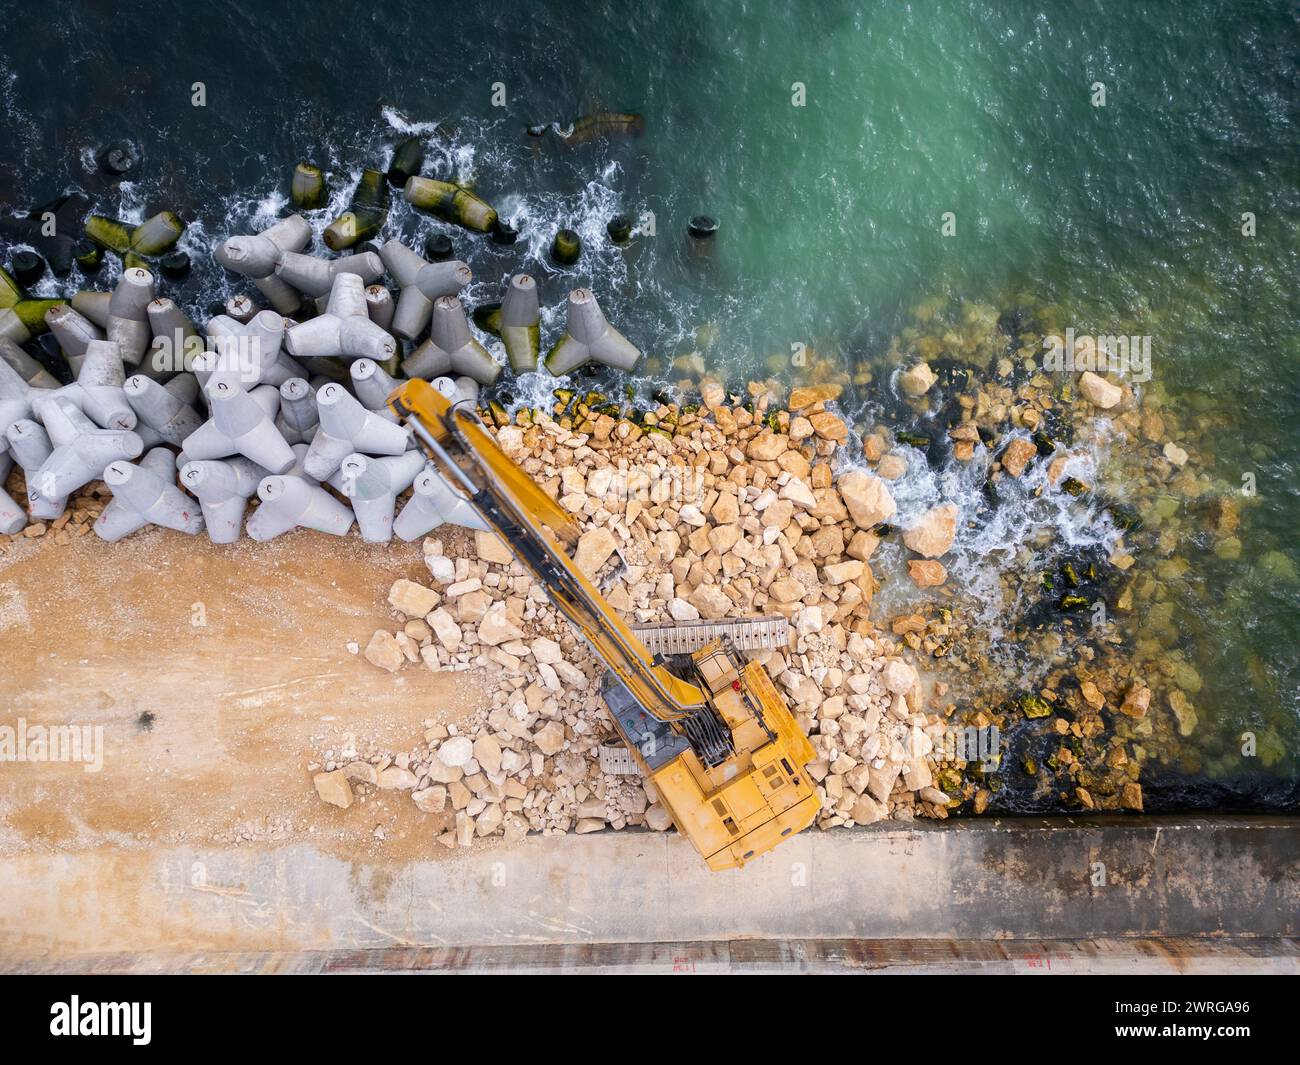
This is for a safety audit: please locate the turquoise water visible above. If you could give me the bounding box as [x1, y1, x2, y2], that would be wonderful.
[1, 0, 1296, 806]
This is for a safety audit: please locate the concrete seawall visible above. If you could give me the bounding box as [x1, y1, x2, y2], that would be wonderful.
[1, 816, 1296, 971]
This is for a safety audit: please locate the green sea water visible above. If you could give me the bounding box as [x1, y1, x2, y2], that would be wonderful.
[1, 0, 1296, 806]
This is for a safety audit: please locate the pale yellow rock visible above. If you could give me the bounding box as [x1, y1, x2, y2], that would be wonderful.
[882, 659, 918, 694]
[378, 766, 418, 789]
[907, 559, 947, 587]
[644, 804, 674, 831]
[902, 503, 957, 557]
[388, 578, 440, 618]
[823, 560, 864, 585]
[689, 584, 731, 619]
[1079, 371, 1122, 409]
[746, 432, 789, 461]
[313, 770, 354, 809]
[574, 526, 618, 578]
[898, 362, 937, 397]
[475, 529, 515, 565]
[876, 453, 908, 480]
[1001, 437, 1037, 478]
[533, 721, 566, 756]
[477, 601, 523, 646]
[837, 469, 897, 529]
[473, 734, 504, 775]
[809, 411, 847, 442]
[364, 629, 404, 672]
[711, 492, 740, 524]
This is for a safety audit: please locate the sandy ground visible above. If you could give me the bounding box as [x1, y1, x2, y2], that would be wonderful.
[0, 525, 486, 863]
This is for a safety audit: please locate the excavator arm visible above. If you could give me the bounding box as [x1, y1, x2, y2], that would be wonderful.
[390, 378, 707, 722]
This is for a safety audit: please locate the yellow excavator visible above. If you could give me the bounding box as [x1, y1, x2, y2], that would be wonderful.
[390, 379, 819, 871]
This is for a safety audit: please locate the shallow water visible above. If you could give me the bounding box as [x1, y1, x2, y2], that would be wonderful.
[1, 1, 1296, 809]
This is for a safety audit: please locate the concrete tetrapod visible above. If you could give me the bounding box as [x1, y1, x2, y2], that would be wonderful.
[246, 471, 355, 542]
[106, 267, 156, 366]
[497, 273, 540, 372]
[349, 357, 403, 411]
[179, 455, 267, 544]
[393, 463, 489, 540]
[95, 446, 205, 542]
[377, 238, 472, 340]
[4, 418, 66, 519]
[201, 309, 303, 390]
[0, 335, 59, 389]
[276, 377, 319, 444]
[31, 397, 143, 502]
[544, 287, 642, 375]
[302, 381, 410, 481]
[432, 374, 480, 406]
[328, 449, 426, 542]
[44, 303, 103, 376]
[144, 298, 201, 378]
[365, 284, 398, 343]
[274, 249, 384, 298]
[284, 272, 397, 362]
[123, 373, 204, 445]
[402, 294, 501, 385]
[213, 214, 313, 315]
[76, 339, 137, 430]
[183, 381, 296, 474]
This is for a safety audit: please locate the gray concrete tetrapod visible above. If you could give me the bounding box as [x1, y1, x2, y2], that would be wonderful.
[76, 339, 137, 430]
[182, 381, 296, 474]
[378, 238, 472, 340]
[95, 446, 205, 542]
[302, 382, 410, 481]
[544, 288, 642, 375]
[499, 273, 540, 372]
[45, 304, 104, 377]
[179, 455, 268, 544]
[32, 396, 143, 501]
[349, 358, 403, 411]
[401, 295, 501, 384]
[393, 464, 489, 540]
[432, 375, 480, 406]
[225, 294, 257, 324]
[0, 335, 59, 389]
[283, 272, 397, 362]
[276, 377, 319, 445]
[4, 418, 66, 520]
[365, 284, 397, 338]
[70, 290, 110, 330]
[328, 449, 426, 542]
[106, 267, 156, 366]
[213, 214, 313, 314]
[145, 298, 201, 379]
[245, 472, 355, 542]
[123, 373, 204, 445]
[274, 249, 384, 298]
[0, 453, 26, 534]
[200, 309, 303, 390]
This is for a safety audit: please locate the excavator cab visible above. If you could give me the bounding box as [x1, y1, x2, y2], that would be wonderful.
[391, 378, 820, 871]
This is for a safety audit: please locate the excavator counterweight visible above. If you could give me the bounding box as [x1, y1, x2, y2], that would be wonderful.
[390, 379, 820, 871]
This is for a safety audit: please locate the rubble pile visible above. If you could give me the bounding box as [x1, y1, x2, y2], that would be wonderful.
[317, 384, 962, 849]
